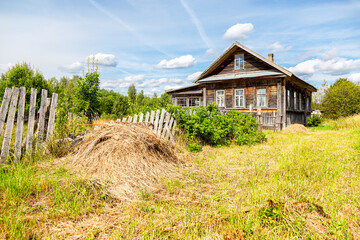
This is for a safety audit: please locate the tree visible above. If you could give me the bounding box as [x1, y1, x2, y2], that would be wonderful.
[128, 84, 137, 103]
[321, 78, 360, 119]
[112, 95, 130, 117]
[0, 62, 50, 111]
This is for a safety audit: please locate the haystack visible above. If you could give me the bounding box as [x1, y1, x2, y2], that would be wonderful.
[68, 123, 181, 200]
[282, 124, 309, 134]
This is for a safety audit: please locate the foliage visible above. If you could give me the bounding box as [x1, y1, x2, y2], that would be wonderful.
[170, 103, 266, 151]
[307, 115, 322, 127]
[321, 78, 360, 119]
[334, 114, 360, 130]
[0, 62, 51, 111]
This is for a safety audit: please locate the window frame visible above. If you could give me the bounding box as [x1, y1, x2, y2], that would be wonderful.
[189, 97, 200, 108]
[294, 91, 297, 110]
[234, 54, 245, 70]
[176, 97, 187, 107]
[234, 88, 246, 108]
[299, 93, 303, 110]
[256, 88, 267, 107]
[287, 89, 291, 109]
[216, 90, 225, 107]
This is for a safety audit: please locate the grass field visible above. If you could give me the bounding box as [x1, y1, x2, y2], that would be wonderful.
[1, 124, 360, 239]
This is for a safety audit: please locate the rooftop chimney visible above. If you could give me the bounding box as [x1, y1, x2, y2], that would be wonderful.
[268, 53, 274, 62]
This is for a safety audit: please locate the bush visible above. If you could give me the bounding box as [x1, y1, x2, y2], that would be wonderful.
[307, 115, 322, 127]
[169, 103, 266, 152]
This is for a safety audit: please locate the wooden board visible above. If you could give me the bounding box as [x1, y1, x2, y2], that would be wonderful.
[26, 88, 37, 152]
[153, 109, 160, 130]
[0, 88, 12, 136]
[14, 87, 26, 159]
[145, 112, 149, 123]
[139, 113, 144, 123]
[37, 89, 48, 142]
[46, 93, 58, 140]
[1, 87, 19, 161]
[157, 109, 166, 134]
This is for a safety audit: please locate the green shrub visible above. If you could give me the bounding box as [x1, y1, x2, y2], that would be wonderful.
[307, 115, 322, 127]
[169, 103, 266, 152]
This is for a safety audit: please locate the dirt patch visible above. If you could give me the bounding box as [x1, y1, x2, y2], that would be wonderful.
[282, 124, 310, 134]
[62, 123, 182, 200]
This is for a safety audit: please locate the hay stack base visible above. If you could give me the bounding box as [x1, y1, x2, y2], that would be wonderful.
[282, 124, 309, 134]
[67, 123, 180, 200]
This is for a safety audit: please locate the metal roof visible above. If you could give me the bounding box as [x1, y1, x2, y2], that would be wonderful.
[198, 71, 284, 82]
[165, 84, 200, 93]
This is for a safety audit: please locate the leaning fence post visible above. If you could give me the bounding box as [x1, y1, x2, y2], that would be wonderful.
[128, 116, 133, 122]
[37, 89, 48, 142]
[46, 93, 58, 140]
[150, 110, 155, 124]
[145, 112, 150, 124]
[139, 113, 144, 123]
[1, 87, 19, 162]
[161, 111, 171, 138]
[0, 88, 12, 136]
[14, 87, 26, 160]
[26, 88, 37, 152]
[153, 109, 160, 130]
[157, 109, 166, 134]
[133, 114, 138, 123]
[166, 117, 175, 140]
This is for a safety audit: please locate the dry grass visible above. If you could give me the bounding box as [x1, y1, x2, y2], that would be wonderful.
[282, 124, 310, 134]
[62, 122, 182, 200]
[334, 114, 360, 130]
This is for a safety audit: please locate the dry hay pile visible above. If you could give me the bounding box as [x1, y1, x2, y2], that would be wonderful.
[68, 123, 181, 200]
[282, 124, 310, 134]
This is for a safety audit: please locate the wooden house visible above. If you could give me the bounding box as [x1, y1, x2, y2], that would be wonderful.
[166, 42, 317, 130]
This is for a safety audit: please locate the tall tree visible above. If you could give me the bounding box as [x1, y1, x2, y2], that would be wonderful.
[128, 84, 137, 103]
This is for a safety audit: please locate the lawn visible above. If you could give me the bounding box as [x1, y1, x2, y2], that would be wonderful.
[1, 126, 360, 239]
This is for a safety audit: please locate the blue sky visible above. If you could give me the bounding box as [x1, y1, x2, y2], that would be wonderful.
[0, 0, 360, 95]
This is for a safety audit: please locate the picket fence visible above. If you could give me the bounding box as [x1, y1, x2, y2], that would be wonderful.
[0, 87, 58, 162]
[108, 109, 177, 141]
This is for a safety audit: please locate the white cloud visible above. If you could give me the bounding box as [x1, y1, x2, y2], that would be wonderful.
[289, 57, 360, 77]
[223, 23, 254, 40]
[321, 48, 339, 61]
[123, 74, 146, 82]
[164, 84, 185, 91]
[348, 73, 360, 82]
[206, 48, 220, 57]
[58, 61, 84, 74]
[186, 71, 202, 81]
[267, 42, 292, 53]
[157, 55, 196, 69]
[0, 63, 15, 73]
[89, 53, 117, 67]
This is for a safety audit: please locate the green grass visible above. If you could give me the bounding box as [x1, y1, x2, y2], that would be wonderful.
[1, 126, 360, 238]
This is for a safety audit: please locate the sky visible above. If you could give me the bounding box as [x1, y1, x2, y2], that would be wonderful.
[0, 0, 360, 96]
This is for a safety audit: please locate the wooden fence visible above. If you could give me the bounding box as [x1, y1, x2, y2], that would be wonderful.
[0, 87, 58, 162]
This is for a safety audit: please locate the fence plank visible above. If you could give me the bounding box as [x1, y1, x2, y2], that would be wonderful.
[157, 109, 166, 134]
[14, 87, 26, 160]
[128, 116, 133, 122]
[37, 89, 48, 142]
[170, 121, 176, 141]
[150, 110, 155, 124]
[46, 93, 58, 140]
[139, 113, 144, 123]
[145, 112, 149, 123]
[1, 87, 19, 162]
[0, 88, 12, 136]
[133, 114, 138, 123]
[165, 117, 174, 140]
[161, 112, 171, 138]
[26, 88, 37, 152]
[153, 109, 160, 130]
[122, 117, 126, 122]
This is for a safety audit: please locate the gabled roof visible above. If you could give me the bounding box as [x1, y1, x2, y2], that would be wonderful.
[194, 41, 316, 92]
[198, 70, 285, 83]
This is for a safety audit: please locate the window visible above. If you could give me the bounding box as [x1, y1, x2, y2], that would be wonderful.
[235, 54, 244, 70]
[189, 97, 200, 107]
[177, 98, 187, 107]
[287, 90, 290, 109]
[294, 92, 297, 110]
[216, 90, 225, 107]
[256, 88, 267, 107]
[235, 89, 245, 107]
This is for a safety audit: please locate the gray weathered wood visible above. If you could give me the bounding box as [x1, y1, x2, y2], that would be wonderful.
[276, 81, 282, 130]
[161, 112, 171, 138]
[166, 117, 175, 140]
[46, 93, 58, 140]
[170, 121, 176, 141]
[14, 87, 26, 159]
[0, 88, 12, 136]
[145, 112, 150, 123]
[26, 88, 37, 152]
[157, 109, 166, 134]
[122, 117, 126, 122]
[153, 109, 160, 130]
[150, 110, 155, 124]
[133, 114, 138, 123]
[128, 116, 133, 122]
[139, 113, 144, 123]
[1, 87, 19, 161]
[37, 89, 48, 142]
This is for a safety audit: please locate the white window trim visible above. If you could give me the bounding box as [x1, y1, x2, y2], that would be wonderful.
[256, 88, 268, 107]
[176, 97, 187, 107]
[234, 54, 245, 70]
[189, 97, 200, 108]
[216, 90, 225, 108]
[234, 88, 246, 108]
